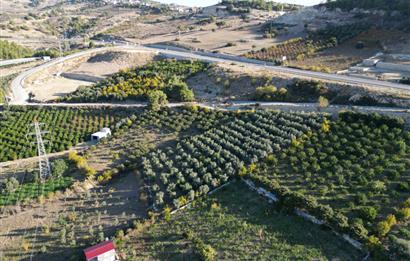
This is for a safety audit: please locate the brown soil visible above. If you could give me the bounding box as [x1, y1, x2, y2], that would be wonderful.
[0, 172, 144, 261]
[0, 122, 182, 260]
[289, 29, 410, 72]
[24, 49, 157, 102]
[187, 62, 410, 106]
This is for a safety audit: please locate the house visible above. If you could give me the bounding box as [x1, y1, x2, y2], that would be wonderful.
[201, 5, 228, 16]
[83, 240, 116, 261]
[91, 128, 111, 141]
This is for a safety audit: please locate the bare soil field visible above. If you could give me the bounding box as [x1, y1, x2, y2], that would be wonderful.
[0, 60, 44, 78]
[187, 62, 410, 106]
[0, 172, 144, 261]
[25, 50, 157, 101]
[138, 16, 292, 56]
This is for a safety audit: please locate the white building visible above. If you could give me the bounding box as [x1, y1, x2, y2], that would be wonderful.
[91, 128, 111, 141]
[84, 240, 116, 261]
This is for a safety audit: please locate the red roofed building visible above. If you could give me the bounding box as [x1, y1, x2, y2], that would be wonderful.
[83, 240, 116, 261]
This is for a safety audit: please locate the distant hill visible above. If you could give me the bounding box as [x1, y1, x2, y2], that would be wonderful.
[221, 0, 300, 12]
[325, 0, 410, 14]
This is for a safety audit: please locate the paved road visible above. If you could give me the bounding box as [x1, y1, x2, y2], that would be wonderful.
[0, 57, 40, 67]
[10, 100, 410, 120]
[145, 44, 410, 91]
[9, 47, 131, 104]
[8, 44, 410, 105]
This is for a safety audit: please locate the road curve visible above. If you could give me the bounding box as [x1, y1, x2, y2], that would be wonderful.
[9, 44, 410, 105]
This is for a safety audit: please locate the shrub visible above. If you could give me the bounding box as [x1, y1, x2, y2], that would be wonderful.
[358, 206, 378, 221]
[318, 96, 329, 108]
[4, 177, 19, 193]
[163, 206, 171, 221]
[351, 219, 369, 239]
[376, 221, 390, 237]
[377, 214, 397, 237]
[148, 90, 168, 111]
[396, 208, 410, 220]
[193, 238, 217, 261]
[0, 40, 33, 59]
[51, 159, 68, 178]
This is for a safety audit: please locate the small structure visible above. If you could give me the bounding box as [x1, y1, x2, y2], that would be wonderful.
[91, 128, 111, 142]
[362, 58, 379, 67]
[83, 240, 116, 261]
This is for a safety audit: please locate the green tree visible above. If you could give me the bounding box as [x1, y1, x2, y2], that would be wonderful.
[51, 159, 68, 178]
[148, 90, 168, 111]
[358, 206, 378, 221]
[318, 96, 329, 108]
[4, 177, 19, 193]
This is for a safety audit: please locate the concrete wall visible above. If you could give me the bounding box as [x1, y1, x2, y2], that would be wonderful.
[376, 62, 410, 73]
[60, 73, 105, 83]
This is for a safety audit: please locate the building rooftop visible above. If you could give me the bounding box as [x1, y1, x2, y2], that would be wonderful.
[84, 240, 115, 260]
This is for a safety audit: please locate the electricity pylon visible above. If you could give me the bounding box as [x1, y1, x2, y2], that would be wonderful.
[27, 122, 51, 181]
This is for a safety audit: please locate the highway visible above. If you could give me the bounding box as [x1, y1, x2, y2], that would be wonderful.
[0, 57, 40, 67]
[8, 44, 410, 105]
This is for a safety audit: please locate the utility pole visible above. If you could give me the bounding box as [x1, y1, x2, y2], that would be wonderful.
[27, 122, 51, 181]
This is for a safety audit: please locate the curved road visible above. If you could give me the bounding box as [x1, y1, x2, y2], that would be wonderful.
[9, 44, 410, 105]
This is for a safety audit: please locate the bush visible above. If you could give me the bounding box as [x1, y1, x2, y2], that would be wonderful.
[148, 90, 168, 111]
[51, 159, 68, 178]
[63, 60, 207, 102]
[377, 214, 397, 237]
[4, 177, 19, 193]
[193, 238, 217, 261]
[396, 208, 410, 220]
[376, 220, 391, 237]
[255, 85, 287, 101]
[178, 86, 195, 102]
[0, 40, 33, 59]
[33, 49, 60, 58]
[318, 96, 329, 108]
[358, 206, 378, 221]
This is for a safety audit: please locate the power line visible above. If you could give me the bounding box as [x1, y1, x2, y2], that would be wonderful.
[26, 122, 51, 181]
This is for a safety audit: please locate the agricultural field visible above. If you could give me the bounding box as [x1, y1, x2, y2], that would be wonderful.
[62, 59, 208, 103]
[0, 107, 129, 162]
[386, 218, 410, 260]
[0, 106, 235, 260]
[0, 175, 73, 207]
[2, 0, 410, 260]
[115, 182, 363, 260]
[246, 112, 410, 259]
[1, 105, 408, 260]
[141, 110, 325, 209]
[245, 23, 370, 64]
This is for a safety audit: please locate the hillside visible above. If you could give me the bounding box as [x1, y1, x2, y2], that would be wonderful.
[325, 0, 410, 14]
[1, 1, 410, 261]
